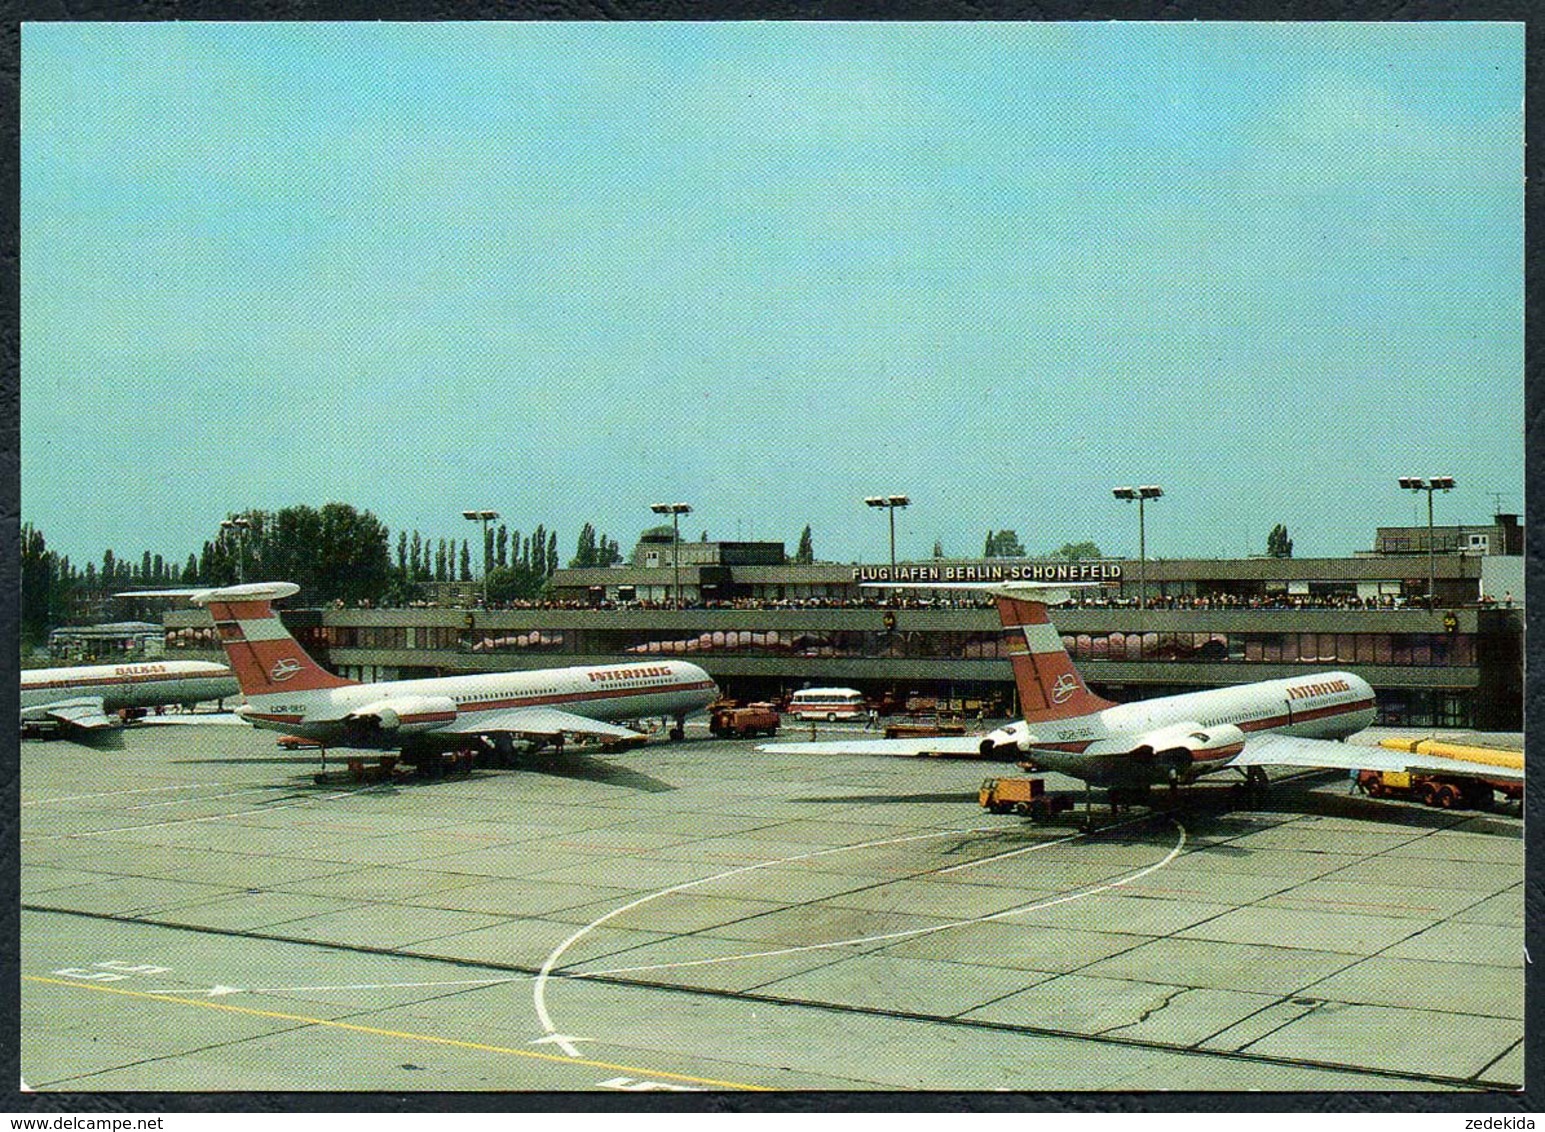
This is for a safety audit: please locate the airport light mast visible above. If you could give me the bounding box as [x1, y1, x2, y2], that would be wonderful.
[219, 517, 251, 585]
[1398, 476, 1455, 606]
[1113, 486, 1163, 610]
[650, 502, 693, 610]
[462, 509, 500, 606]
[865, 495, 910, 578]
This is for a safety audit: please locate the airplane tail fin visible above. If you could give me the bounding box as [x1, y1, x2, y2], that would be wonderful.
[188, 582, 356, 697]
[859, 578, 1118, 723]
[993, 594, 1118, 722]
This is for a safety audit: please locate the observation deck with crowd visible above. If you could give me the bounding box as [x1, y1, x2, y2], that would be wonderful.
[160, 516, 1524, 731]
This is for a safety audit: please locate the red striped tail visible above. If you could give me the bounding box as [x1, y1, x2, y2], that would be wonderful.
[202, 593, 356, 698]
[995, 596, 1117, 722]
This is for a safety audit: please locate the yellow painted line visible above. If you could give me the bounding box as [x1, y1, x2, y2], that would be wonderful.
[24, 975, 771, 1091]
[1377, 738, 1524, 770]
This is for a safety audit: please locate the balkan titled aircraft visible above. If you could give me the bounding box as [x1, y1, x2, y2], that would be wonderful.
[21, 659, 238, 738]
[121, 582, 718, 763]
[761, 581, 1522, 807]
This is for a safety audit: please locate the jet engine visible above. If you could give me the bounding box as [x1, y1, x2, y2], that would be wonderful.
[343, 695, 458, 738]
[980, 720, 1032, 757]
[1125, 722, 1247, 782]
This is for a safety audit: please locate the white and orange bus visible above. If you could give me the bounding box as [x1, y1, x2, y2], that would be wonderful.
[788, 687, 867, 722]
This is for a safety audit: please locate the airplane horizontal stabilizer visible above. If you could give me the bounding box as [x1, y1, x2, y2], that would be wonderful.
[1228, 733, 1524, 783]
[117, 582, 302, 605]
[756, 735, 987, 758]
[35, 698, 120, 732]
[437, 706, 644, 743]
[136, 713, 248, 727]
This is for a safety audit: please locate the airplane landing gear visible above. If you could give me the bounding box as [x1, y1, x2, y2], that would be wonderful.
[1232, 765, 1270, 805]
[669, 714, 686, 742]
[482, 733, 518, 768]
[1080, 784, 1153, 830]
[315, 753, 398, 785]
[1108, 785, 1152, 812]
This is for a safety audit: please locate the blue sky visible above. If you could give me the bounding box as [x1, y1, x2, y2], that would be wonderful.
[21, 22, 1523, 570]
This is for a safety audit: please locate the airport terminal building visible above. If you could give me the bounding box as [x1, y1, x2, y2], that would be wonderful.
[158, 515, 1524, 731]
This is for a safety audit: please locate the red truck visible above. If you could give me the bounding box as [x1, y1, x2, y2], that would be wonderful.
[710, 702, 781, 739]
[1357, 769, 1521, 810]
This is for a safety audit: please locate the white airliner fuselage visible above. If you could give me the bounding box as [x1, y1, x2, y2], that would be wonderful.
[116, 582, 720, 758]
[758, 581, 1514, 801]
[242, 661, 719, 749]
[980, 671, 1376, 788]
[21, 660, 239, 734]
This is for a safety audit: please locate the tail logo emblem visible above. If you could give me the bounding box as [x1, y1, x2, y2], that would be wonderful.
[1050, 673, 1078, 704]
[270, 657, 303, 683]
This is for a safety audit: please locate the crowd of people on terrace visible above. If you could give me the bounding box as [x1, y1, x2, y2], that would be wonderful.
[373, 590, 1508, 612]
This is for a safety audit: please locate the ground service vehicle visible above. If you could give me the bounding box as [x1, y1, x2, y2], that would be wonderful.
[710, 702, 781, 738]
[979, 776, 1072, 820]
[788, 688, 867, 722]
[1357, 769, 1520, 810]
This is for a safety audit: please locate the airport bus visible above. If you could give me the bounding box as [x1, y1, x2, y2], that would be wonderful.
[788, 687, 867, 722]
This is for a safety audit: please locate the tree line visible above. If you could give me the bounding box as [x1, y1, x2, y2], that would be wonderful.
[35, 509, 1149, 643]
[981, 530, 1103, 561]
[21, 505, 635, 645]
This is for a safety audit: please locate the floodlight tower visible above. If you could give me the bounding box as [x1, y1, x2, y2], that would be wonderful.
[219, 517, 252, 584]
[1398, 476, 1455, 606]
[462, 509, 500, 606]
[1112, 485, 1164, 608]
[650, 502, 693, 610]
[864, 495, 911, 577]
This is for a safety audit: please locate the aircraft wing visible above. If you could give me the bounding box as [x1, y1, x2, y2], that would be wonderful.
[24, 697, 120, 732]
[136, 713, 248, 727]
[436, 707, 645, 743]
[756, 735, 987, 758]
[1227, 733, 1524, 783]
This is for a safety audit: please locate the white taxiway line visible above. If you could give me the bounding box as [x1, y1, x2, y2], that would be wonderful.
[116, 785, 300, 813]
[575, 821, 1187, 979]
[19, 782, 392, 844]
[533, 823, 1008, 1044]
[532, 812, 1165, 1049]
[934, 827, 1092, 874]
[22, 782, 229, 807]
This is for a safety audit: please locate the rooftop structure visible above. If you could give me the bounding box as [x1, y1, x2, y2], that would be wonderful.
[1371, 513, 1522, 557]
